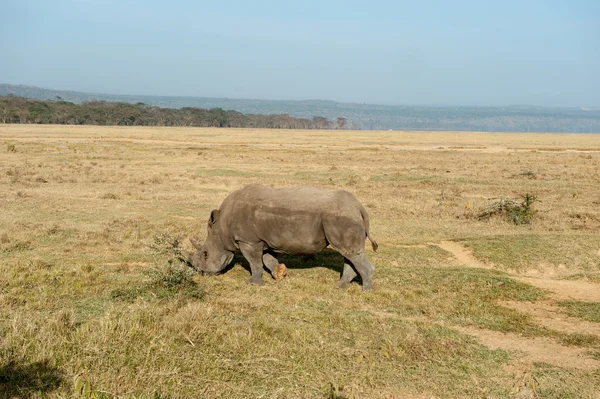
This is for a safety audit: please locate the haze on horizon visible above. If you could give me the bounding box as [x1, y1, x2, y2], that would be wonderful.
[2, 0, 599, 108]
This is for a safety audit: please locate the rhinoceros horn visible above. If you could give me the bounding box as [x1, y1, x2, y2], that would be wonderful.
[180, 249, 194, 265]
[190, 238, 202, 249]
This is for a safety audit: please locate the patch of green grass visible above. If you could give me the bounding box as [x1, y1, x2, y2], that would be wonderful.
[293, 170, 344, 183]
[282, 245, 546, 336]
[557, 300, 600, 323]
[347, 146, 381, 151]
[73, 297, 110, 325]
[0, 240, 33, 253]
[558, 273, 589, 281]
[556, 332, 600, 348]
[369, 173, 401, 182]
[530, 365, 600, 399]
[452, 177, 485, 184]
[363, 264, 546, 337]
[369, 173, 441, 183]
[463, 234, 600, 271]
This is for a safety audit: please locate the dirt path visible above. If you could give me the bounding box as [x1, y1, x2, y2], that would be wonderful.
[426, 240, 600, 371]
[366, 310, 600, 371]
[512, 277, 600, 302]
[501, 300, 600, 337]
[436, 241, 494, 269]
[454, 325, 599, 370]
[433, 240, 600, 302]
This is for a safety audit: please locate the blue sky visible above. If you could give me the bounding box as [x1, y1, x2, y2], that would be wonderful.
[1, 0, 599, 106]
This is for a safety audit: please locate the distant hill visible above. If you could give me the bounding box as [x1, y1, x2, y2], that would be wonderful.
[2, 84, 599, 132]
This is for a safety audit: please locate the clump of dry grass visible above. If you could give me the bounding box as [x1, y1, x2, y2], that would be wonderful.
[512, 168, 537, 179]
[1, 239, 32, 253]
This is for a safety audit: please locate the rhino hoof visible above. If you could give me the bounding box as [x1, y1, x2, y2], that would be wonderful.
[248, 277, 265, 286]
[336, 281, 351, 289]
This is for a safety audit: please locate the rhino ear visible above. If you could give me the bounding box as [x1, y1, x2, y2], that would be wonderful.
[208, 209, 220, 227]
[190, 238, 201, 249]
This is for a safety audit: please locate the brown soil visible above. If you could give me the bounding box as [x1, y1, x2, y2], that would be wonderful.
[436, 240, 494, 269]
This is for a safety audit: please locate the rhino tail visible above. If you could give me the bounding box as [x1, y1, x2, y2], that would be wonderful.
[368, 232, 379, 252]
[360, 205, 378, 252]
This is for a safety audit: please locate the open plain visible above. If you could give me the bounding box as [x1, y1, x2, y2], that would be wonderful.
[1, 125, 600, 398]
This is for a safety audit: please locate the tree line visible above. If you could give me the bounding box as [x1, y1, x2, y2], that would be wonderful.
[0, 95, 337, 129]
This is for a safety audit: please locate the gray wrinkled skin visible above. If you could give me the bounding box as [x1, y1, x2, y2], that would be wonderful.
[183, 184, 378, 290]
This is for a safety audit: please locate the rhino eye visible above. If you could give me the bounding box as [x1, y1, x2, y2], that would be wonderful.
[203, 251, 208, 259]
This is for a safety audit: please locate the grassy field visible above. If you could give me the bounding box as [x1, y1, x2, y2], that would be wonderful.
[1, 124, 600, 399]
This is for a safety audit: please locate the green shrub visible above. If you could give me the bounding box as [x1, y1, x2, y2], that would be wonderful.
[111, 233, 204, 302]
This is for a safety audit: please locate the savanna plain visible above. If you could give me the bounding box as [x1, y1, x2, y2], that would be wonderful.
[1, 125, 600, 399]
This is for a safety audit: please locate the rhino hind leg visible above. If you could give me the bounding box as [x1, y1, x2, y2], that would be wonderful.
[336, 261, 357, 289]
[239, 243, 265, 286]
[262, 252, 279, 276]
[345, 252, 375, 291]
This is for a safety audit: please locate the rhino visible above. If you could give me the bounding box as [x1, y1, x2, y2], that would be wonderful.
[182, 184, 378, 290]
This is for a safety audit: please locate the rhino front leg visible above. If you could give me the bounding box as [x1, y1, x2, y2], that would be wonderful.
[262, 251, 279, 276]
[336, 261, 357, 289]
[239, 242, 265, 286]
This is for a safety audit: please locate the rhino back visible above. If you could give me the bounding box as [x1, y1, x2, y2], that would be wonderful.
[220, 185, 365, 254]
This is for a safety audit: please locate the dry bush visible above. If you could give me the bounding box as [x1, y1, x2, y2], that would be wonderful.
[478, 194, 539, 225]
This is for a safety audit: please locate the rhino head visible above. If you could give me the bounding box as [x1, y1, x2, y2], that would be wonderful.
[182, 209, 234, 274]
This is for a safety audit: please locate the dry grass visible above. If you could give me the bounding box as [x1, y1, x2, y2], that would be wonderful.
[1, 125, 600, 398]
